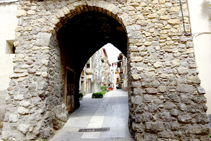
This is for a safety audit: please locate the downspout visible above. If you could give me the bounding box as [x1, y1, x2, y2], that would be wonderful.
[179, 0, 192, 36]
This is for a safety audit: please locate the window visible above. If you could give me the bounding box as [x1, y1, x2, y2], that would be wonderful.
[87, 64, 90, 68]
[5, 40, 15, 54]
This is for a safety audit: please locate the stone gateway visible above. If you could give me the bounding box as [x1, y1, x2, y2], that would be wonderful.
[2, 0, 210, 140]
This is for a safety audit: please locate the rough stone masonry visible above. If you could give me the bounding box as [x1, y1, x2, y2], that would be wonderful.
[2, 0, 210, 140]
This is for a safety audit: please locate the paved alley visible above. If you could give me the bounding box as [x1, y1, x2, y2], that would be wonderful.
[50, 89, 134, 141]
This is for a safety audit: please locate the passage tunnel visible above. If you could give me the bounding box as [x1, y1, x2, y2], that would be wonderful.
[57, 11, 127, 110]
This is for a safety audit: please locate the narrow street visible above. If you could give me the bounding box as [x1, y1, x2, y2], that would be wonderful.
[50, 89, 134, 141]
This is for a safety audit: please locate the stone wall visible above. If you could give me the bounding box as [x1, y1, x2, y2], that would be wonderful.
[2, 0, 210, 140]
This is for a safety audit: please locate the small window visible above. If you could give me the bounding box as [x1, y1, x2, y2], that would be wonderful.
[87, 64, 90, 68]
[5, 40, 15, 54]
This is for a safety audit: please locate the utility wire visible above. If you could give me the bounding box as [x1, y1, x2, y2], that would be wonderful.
[0, 0, 19, 4]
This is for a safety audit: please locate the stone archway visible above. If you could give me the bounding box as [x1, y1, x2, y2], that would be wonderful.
[2, 0, 210, 141]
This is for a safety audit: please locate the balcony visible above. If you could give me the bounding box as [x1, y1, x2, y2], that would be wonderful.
[86, 68, 94, 75]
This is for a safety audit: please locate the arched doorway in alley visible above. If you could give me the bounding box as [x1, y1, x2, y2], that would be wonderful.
[51, 9, 129, 140]
[56, 10, 127, 111]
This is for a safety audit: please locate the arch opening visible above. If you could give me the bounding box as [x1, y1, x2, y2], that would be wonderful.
[54, 11, 128, 111]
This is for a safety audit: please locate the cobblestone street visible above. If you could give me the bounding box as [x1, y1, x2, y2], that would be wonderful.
[50, 90, 134, 141]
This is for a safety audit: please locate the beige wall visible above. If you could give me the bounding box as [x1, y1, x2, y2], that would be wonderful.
[188, 0, 211, 114]
[0, 3, 17, 91]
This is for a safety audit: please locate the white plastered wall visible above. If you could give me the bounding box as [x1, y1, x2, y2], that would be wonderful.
[188, 0, 211, 114]
[0, 3, 17, 91]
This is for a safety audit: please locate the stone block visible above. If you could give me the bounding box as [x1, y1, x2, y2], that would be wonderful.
[14, 95, 24, 100]
[171, 7, 180, 12]
[131, 56, 143, 61]
[27, 10, 36, 15]
[187, 48, 194, 54]
[134, 88, 141, 95]
[148, 103, 158, 113]
[140, 113, 153, 122]
[126, 25, 141, 33]
[1, 131, 10, 140]
[18, 124, 29, 134]
[151, 41, 159, 46]
[132, 81, 141, 88]
[148, 13, 158, 19]
[131, 96, 142, 104]
[20, 101, 30, 107]
[25, 27, 32, 31]
[158, 131, 174, 138]
[160, 15, 170, 20]
[42, 72, 48, 78]
[197, 86, 206, 94]
[28, 69, 36, 74]
[158, 86, 166, 93]
[177, 84, 194, 93]
[128, 31, 142, 39]
[36, 33, 51, 46]
[186, 41, 194, 48]
[151, 122, 165, 133]
[9, 114, 18, 123]
[16, 10, 26, 17]
[18, 107, 29, 115]
[145, 88, 157, 94]
[56, 112, 68, 122]
[165, 101, 176, 110]
[132, 122, 144, 132]
[196, 114, 210, 124]
[7, 87, 13, 91]
[168, 19, 180, 25]
[143, 94, 152, 103]
[153, 62, 162, 68]
[177, 67, 188, 75]
[145, 122, 152, 131]
[132, 74, 141, 80]
[178, 114, 192, 123]
[159, 0, 165, 4]
[144, 41, 152, 46]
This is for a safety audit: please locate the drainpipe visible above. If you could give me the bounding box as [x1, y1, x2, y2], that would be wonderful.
[179, 0, 192, 36]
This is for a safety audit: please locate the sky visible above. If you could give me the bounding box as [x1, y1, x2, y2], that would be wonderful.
[103, 43, 121, 64]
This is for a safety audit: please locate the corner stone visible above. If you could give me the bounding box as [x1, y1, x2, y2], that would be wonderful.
[197, 86, 206, 94]
[16, 10, 26, 17]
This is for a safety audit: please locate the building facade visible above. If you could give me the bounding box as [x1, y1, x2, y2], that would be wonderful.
[111, 53, 128, 90]
[101, 48, 113, 87]
[79, 49, 103, 94]
[118, 53, 128, 90]
[0, 0, 210, 140]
